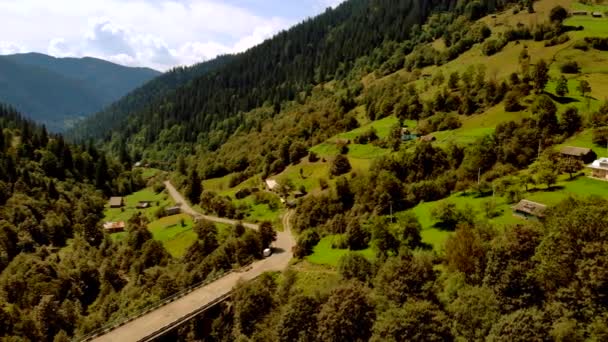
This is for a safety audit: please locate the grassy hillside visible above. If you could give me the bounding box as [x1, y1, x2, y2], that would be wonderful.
[174, 0, 608, 258]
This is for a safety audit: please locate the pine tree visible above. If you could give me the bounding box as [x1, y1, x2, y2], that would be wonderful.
[186, 168, 202, 204]
[533, 59, 549, 94]
[555, 76, 569, 97]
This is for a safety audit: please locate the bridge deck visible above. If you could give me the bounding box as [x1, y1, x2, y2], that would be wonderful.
[90, 182, 295, 342]
[92, 246, 292, 342]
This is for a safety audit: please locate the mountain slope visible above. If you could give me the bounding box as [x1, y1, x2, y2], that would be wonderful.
[77, 0, 478, 149]
[67, 55, 235, 142]
[0, 53, 160, 131]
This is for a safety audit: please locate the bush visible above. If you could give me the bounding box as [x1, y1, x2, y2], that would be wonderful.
[585, 37, 608, 51]
[330, 155, 352, 177]
[294, 229, 320, 258]
[504, 90, 522, 112]
[544, 34, 569, 47]
[560, 61, 580, 74]
[573, 40, 589, 51]
[482, 38, 507, 56]
[592, 127, 608, 146]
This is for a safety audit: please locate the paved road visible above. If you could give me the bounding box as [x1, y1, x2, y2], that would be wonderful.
[91, 183, 295, 342]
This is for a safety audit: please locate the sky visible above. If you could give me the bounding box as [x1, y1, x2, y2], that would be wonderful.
[0, 0, 345, 71]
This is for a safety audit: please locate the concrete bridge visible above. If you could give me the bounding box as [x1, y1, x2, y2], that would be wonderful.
[86, 182, 295, 342]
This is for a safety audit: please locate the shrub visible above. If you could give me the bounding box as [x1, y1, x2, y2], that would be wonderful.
[592, 127, 608, 146]
[504, 90, 522, 112]
[544, 34, 569, 47]
[482, 38, 507, 56]
[330, 155, 352, 177]
[560, 61, 580, 74]
[573, 40, 589, 51]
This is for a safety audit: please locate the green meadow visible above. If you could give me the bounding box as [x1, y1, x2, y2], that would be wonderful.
[103, 187, 174, 223]
[306, 234, 376, 267]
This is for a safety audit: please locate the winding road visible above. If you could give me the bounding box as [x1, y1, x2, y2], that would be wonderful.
[90, 182, 295, 342]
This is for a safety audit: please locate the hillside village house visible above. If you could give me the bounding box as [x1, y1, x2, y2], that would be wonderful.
[512, 199, 547, 220]
[588, 157, 608, 180]
[136, 201, 152, 209]
[103, 221, 125, 233]
[165, 206, 181, 216]
[265, 179, 279, 192]
[559, 146, 597, 164]
[109, 197, 124, 208]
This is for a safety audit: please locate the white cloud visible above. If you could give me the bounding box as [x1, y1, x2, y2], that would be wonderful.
[0, 42, 26, 54]
[0, 0, 327, 70]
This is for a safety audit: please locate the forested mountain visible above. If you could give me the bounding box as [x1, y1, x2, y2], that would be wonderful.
[66, 55, 235, 142]
[0, 53, 160, 132]
[74, 0, 503, 152]
[0, 105, 269, 340]
[4, 0, 608, 340]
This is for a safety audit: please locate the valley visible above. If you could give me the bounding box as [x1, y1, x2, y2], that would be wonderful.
[1, 0, 608, 340]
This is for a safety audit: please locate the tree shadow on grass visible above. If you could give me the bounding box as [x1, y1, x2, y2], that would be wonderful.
[432, 221, 457, 232]
[546, 92, 580, 105]
[527, 185, 565, 193]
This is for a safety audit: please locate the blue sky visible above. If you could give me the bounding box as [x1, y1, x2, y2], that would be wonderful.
[0, 0, 344, 71]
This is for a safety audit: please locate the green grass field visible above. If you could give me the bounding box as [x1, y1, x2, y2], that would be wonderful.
[566, 3, 608, 38]
[290, 261, 343, 296]
[306, 235, 375, 267]
[103, 188, 174, 223]
[148, 214, 196, 258]
[398, 174, 608, 252]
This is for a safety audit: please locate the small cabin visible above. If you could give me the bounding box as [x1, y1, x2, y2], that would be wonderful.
[103, 221, 126, 233]
[165, 206, 181, 216]
[136, 201, 152, 209]
[419, 134, 436, 142]
[265, 179, 279, 192]
[512, 200, 547, 220]
[109, 197, 124, 208]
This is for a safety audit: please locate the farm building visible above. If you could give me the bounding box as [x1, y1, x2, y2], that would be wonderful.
[559, 146, 597, 164]
[136, 201, 152, 209]
[401, 128, 419, 141]
[419, 134, 436, 142]
[165, 206, 181, 216]
[512, 200, 547, 220]
[588, 157, 608, 180]
[109, 197, 124, 208]
[103, 221, 126, 233]
[265, 179, 279, 191]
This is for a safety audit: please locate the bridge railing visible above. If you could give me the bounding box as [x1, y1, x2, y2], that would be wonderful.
[76, 269, 233, 342]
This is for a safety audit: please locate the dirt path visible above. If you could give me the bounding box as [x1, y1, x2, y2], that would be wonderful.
[164, 180, 259, 229]
[91, 184, 295, 342]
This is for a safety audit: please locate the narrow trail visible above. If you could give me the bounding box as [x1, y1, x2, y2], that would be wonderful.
[90, 183, 295, 342]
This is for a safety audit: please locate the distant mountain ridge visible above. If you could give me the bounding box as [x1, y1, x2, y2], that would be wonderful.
[0, 52, 161, 131]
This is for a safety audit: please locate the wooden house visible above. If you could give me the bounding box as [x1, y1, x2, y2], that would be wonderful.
[512, 200, 547, 220]
[109, 197, 124, 208]
[136, 201, 152, 209]
[419, 134, 436, 142]
[103, 221, 126, 233]
[165, 206, 181, 216]
[559, 146, 597, 164]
